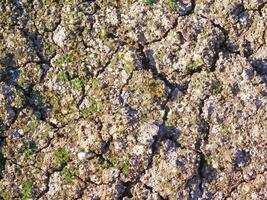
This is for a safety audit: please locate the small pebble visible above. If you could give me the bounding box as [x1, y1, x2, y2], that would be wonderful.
[77, 152, 89, 160]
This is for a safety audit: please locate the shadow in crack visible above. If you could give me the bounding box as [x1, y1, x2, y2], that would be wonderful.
[0, 53, 18, 178]
[21, 29, 44, 58]
[250, 58, 267, 84]
[145, 49, 157, 68]
[144, 48, 185, 91]
[159, 125, 181, 142]
[197, 154, 218, 197]
[185, 154, 218, 199]
[144, 48, 178, 99]
[0, 53, 19, 85]
[0, 53, 21, 126]
[137, 32, 147, 44]
[200, 161, 218, 184]
[18, 28, 53, 119]
[0, 53, 50, 121]
[23, 87, 50, 120]
[232, 149, 250, 171]
[20, 28, 52, 83]
[241, 39, 253, 57]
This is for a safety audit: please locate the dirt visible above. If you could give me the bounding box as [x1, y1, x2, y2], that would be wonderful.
[0, 0, 266, 199]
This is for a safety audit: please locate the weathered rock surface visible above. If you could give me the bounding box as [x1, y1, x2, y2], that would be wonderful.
[0, 0, 266, 199]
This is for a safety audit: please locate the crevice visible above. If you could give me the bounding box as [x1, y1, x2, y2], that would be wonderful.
[209, 23, 228, 72]
[118, 70, 134, 105]
[95, 45, 122, 77]
[199, 15, 229, 72]
[36, 169, 59, 199]
[143, 18, 178, 46]
[197, 152, 206, 197]
[144, 184, 168, 200]
[120, 181, 134, 198]
[19, 24, 57, 83]
[138, 42, 175, 91]
[194, 96, 211, 197]
[13, 83, 49, 121]
[121, 36, 184, 183]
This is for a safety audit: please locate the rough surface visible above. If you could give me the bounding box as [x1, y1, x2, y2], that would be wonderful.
[0, 0, 266, 199]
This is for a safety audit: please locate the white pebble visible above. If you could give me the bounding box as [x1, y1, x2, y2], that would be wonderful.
[77, 152, 89, 160]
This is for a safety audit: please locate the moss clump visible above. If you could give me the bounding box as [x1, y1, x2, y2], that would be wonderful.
[99, 156, 119, 169]
[155, 52, 164, 61]
[0, 190, 10, 200]
[76, 11, 85, 20]
[123, 60, 134, 73]
[100, 157, 118, 169]
[111, 158, 118, 167]
[90, 77, 99, 85]
[212, 82, 223, 94]
[71, 78, 86, 89]
[101, 160, 111, 169]
[60, 166, 78, 184]
[204, 155, 212, 166]
[23, 145, 36, 158]
[81, 99, 98, 117]
[122, 154, 130, 176]
[57, 54, 74, 65]
[141, 113, 149, 122]
[54, 150, 71, 167]
[98, 29, 106, 41]
[122, 129, 130, 135]
[167, 0, 177, 11]
[186, 63, 198, 72]
[144, 0, 154, 6]
[58, 71, 69, 82]
[22, 181, 31, 200]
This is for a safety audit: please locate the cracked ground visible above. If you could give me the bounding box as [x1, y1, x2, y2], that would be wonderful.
[0, 0, 266, 199]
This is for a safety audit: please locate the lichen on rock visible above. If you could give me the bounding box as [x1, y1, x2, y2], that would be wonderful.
[0, 0, 266, 199]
